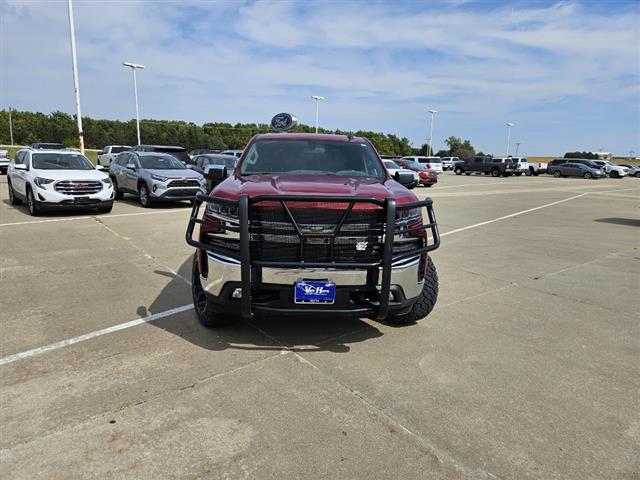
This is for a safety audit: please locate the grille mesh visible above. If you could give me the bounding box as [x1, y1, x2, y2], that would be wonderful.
[54, 180, 102, 195]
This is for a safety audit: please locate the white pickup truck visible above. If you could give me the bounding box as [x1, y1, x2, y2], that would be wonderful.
[0, 149, 9, 174]
[98, 145, 131, 166]
[525, 161, 547, 176]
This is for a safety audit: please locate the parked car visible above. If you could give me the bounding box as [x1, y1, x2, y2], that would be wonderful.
[550, 161, 606, 179]
[97, 145, 131, 166]
[401, 156, 444, 174]
[454, 156, 515, 177]
[109, 151, 206, 207]
[526, 161, 547, 176]
[617, 164, 640, 177]
[130, 145, 191, 165]
[0, 149, 9, 174]
[383, 160, 419, 189]
[503, 157, 529, 176]
[7, 148, 113, 215]
[591, 160, 628, 178]
[185, 117, 440, 328]
[190, 154, 238, 191]
[30, 143, 66, 150]
[189, 148, 221, 159]
[439, 157, 460, 171]
[220, 149, 244, 158]
[395, 159, 438, 187]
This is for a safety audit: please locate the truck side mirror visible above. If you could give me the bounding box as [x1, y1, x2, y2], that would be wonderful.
[204, 164, 228, 181]
[394, 171, 414, 185]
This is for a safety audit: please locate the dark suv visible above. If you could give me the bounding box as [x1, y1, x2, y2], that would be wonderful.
[186, 114, 440, 328]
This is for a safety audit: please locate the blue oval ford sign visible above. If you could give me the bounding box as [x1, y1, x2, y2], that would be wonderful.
[271, 113, 297, 132]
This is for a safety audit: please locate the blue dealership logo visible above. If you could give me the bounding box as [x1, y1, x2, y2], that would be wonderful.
[271, 113, 298, 132]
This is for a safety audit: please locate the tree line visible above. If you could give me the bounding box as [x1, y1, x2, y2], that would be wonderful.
[0, 109, 485, 158]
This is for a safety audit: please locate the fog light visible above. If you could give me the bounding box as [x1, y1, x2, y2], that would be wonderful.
[231, 288, 242, 299]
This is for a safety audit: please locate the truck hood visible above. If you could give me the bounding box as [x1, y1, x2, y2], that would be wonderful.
[213, 174, 417, 204]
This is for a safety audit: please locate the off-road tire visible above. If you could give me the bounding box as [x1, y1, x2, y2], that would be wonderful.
[27, 187, 40, 216]
[553, 170, 562, 178]
[8, 180, 22, 205]
[191, 253, 238, 328]
[385, 259, 439, 326]
[491, 168, 501, 177]
[139, 183, 153, 208]
[454, 168, 463, 175]
[584, 172, 593, 179]
[112, 177, 124, 200]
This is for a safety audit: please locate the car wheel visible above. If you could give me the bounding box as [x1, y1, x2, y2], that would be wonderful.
[8, 180, 22, 205]
[27, 187, 40, 216]
[553, 170, 562, 178]
[635, 172, 640, 178]
[491, 169, 501, 177]
[385, 259, 438, 326]
[465, 172, 471, 176]
[112, 178, 124, 200]
[515, 172, 522, 176]
[584, 172, 593, 179]
[454, 168, 462, 175]
[525, 170, 532, 176]
[139, 184, 153, 208]
[609, 171, 619, 178]
[191, 253, 238, 328]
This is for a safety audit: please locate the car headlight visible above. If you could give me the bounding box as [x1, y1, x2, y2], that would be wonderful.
[34, 177, 54, 188]
[151, 174, 169, 182]
[101, 178, 112, 186]
[205, 201, 239, 221]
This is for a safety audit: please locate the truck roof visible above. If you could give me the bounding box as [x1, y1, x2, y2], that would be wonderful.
[252, 133, 368, 143]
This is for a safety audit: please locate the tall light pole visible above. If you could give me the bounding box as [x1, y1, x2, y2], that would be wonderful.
[8, 107, 14, 145]
[123, 62, 145, 145]
[428, 109, 437, 156]
[515, 142, 522, 156]
[505, 122, 514, 157]
[67, 0, 84, 154]
[311, 95, 324, 134]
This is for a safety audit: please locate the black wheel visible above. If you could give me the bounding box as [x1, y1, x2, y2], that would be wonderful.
[553, 170, 562, 178]
[454, 168, 462, 175]
[191, 253, 238, 328]
[386, 259, 438, 326]
[26, 187, 40, 216]
[8, 180, 22, 205]
[609, 171, 618, 178]
[635, 172, 640, 178]
[139, 183, 153, 208]
[464, 172, 471, 176]
[424, 184, 433, 188]
[525, 170, 532, 176]
[112, 177, 124, 200]
[584, 172, 592, 179]
[491, 169, 501, 177]
[515, 172, 522, 176]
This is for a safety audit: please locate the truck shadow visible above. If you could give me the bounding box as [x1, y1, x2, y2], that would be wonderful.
[141, 256, 384, 354]
[594, 217, 640, 228]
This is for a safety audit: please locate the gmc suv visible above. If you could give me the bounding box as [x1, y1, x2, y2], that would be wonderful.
[186, 114, 440, 328]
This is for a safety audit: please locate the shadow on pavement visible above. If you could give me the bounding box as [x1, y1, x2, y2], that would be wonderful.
[595, 217, 640, 227]
[141, 255, 383, 353]
[117, 195, 192, 209]
[1, 198, 104, 219]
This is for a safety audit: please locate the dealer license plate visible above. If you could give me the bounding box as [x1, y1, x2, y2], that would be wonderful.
[294, 281, 336, 304]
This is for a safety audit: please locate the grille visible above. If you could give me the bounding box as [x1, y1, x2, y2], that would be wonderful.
[54, 180, 102, 195]
[168, 179, 200, 188]
[249, 202, 384, 264]
[164, 188, 198, 197]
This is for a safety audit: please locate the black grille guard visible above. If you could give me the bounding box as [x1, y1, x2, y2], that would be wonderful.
[186, 193, 440, 320]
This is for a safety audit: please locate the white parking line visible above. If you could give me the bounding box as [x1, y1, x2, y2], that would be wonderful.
[0, 208, 188, 227]
[0, 190, 592, 367]
[0, 304, 193, 366]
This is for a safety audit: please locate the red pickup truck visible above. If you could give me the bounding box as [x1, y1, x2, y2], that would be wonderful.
[186, 114, 440, 327]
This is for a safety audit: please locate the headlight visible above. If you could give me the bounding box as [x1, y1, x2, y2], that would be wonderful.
[396, 207, 422, 226]
[101, 178, 112, 186]
[151, 174, 169, 182]
[205, 201, 239, 221]
[34, 177, 54, 188]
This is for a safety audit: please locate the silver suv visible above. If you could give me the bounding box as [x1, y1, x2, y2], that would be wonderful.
[109, 151, 205, 207]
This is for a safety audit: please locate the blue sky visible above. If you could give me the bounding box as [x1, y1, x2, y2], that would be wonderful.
[1, 0, 638, 155]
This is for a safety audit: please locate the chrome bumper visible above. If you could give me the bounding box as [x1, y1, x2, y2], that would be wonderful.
[201, 252, 424, 300]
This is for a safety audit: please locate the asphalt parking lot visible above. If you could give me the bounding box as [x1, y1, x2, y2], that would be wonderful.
[1, 173, 638, 479]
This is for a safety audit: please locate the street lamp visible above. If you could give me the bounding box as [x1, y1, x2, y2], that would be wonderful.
[515, 142, 522, 156]
[428, 109, 438, 156]
[123, 62, 145, 145]
[505, 122, 514, 157]
[311, 95, 324, 134]
[67, 0, 84, 154]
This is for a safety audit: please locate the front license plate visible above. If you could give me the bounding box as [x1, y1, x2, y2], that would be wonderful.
[294, 281, 336, 304]
[74, 196, 90, 204]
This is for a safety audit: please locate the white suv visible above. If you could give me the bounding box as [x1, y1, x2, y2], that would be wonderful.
[7, 148, 114, 216]
[592, 160, 628, 178]
[401, 156, 443, 174]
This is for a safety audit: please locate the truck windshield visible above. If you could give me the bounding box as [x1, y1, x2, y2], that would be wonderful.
[138, 155, 186, 170]
[32, 153, 95, 170]
[240, 140, 385, 179]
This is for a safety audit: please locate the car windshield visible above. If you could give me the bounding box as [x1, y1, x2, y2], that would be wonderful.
[384, 160, 400, 169]
[32, 153, 95, 170]
[402, 161, 428, 171]
[111, 146, 129, 154]
[154, 148, 190, 163]
[240, 140, 385, 179]
[138, 155, 186, 170]
[429, 158, 442, 163]
[205, 155, 236, 169]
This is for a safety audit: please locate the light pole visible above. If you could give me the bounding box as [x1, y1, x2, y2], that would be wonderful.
[515, 142, 522, 156]
[67, 0, 84, 154]
[123, 62, 145, 145]
[311, 95, 324, 134]
[8, 107, 14, 145]
[427, 109, 438, 156]
[505, 122, 514, 157]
